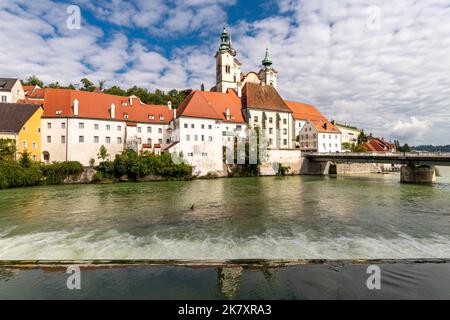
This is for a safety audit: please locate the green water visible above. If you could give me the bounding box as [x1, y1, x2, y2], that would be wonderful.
[0, 169, 449, 260]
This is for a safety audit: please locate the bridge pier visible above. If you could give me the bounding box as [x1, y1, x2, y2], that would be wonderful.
[400, 164, 436, 184]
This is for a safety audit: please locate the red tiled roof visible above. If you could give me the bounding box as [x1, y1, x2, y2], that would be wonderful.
[241, 83, 291, 113]
[309, 120, 340, 134]
[363, 138, 396, 152]
[177, 89, 245, 123]
[42, 89, 173, 124]
[285, 100, 327, 121]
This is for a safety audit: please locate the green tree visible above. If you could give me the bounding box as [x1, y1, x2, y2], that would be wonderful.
[397, 144, 412, 152]
[0, 138, 16, 161]
[97, 145, 110, 161]
[22, 75, 45, 88]
[357, 131, 368, 145]
[19, 150, 33, 168]
[80, 78, 95, 92]
[352, 144, 368, 152]
[103, 86, 128, 96]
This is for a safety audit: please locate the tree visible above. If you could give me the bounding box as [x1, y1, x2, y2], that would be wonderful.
[103, 86, 128, 96]
[97, 145, 110, 161]
[98, 80, 106, 91]
[80, 78, 95, 92]
[0, 138, 16, 161]
[22, 75, 44, 88]
[352, 144, 368, 152]
[19, 150, 33, 168]
[397, 144, 412, 152]
[357, 131, 368, 145]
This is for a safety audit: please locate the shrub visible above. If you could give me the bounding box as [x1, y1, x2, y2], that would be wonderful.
[40, 161, 84, 185]
[0, 160, 42, 189]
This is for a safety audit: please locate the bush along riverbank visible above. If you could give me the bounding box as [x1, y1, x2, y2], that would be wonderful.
[0, 152, 84, 189]
[93, 149, 193, 183]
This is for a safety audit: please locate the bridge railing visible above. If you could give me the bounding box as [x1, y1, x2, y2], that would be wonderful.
[305, 152, 450, 158]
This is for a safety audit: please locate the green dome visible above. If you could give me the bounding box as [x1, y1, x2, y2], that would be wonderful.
[262, 48, 273, 67]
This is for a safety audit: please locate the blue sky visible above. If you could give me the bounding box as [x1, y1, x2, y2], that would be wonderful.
[1, 0, 450, 145]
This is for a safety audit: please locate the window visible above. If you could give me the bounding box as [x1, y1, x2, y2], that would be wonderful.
[79, 136, 84, 143]
[186, 135, 190, 141]
[269, 128, 273, 134]
[61, 136, 65, 144]
[22, 127, 26, 131]
[225, 65, 231, 73]
[106, 137, 111, 144]
[47, 136, 51, 143]
[283, 119, 287, 125]
[269, 117, 273, 124]
[94, 136, 99, 144]
[159, 116, 164, 121]
[201, 135, 205, 141]
[184, 123, 188, 128]
[166, 139, 170, 144]
[323, 135, 326, 139]
[147, 126, 152, 133]
[158, 128, 162, 134]
[191, 124, 195, 129]
[149, 115, 155, 120]
[202, 153, 208, 157]
[254, 116, 258, 122]
[188, 152, 194, 157]
[32, 155, 36, 161]
[313, 134, 317, 139]
[208, 136, 213, 142]
[79, 122, 84, 129]
[124, 113, 129, 119]
[106, 125, 110, 131]
[137, 138, 141, 144]
[147, 138, 152, 144]
[1, 96, 6, 102]
[47, 122, 52, 129]
[137, 127, 142, 133]
[158, 139, 162, 144]
[22, 141, 27, 149]
[94, 124, 99, 130]
[283, 139, 287, 146]
[269, 138, 273, 145]
[194, 135, 198, 141]
[117, 137, 122, 144]
[32, 142, 37, 149]
[117, 126, 121, 131]
[38, 128, 41, 133]
[201, 124, 205, 129]
[61, 122, 66, 129]
[236, 125, 242, 130]
[283, 129, 287, 135]
[208, 125, 212, 129]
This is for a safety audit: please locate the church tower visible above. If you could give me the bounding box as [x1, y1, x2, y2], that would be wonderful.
[215, 26, 241, 93]
[259, 48, 278, 89]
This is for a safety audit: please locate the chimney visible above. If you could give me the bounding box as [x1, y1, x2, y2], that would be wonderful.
[73, 99, 79, 116]
[237, 84, 242, 98]
[225, 108, 231, 120]
[168, 101, 176, 120]
[167, 101, 172, 110]
[111, 103, 116, 119]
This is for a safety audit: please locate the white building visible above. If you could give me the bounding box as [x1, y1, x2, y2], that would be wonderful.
[332, 121, 361, 151]
[166, 89, 246, 175]
[0, 78, 25, 103]
[41, 89, 173, 166]
[299, 120, 342, 153]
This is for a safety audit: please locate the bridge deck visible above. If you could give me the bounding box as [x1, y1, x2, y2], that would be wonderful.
[305, 152, 450, 166]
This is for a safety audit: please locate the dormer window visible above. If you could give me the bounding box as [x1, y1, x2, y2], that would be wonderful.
[159, 115, 164, 121]
[55, 110, 62, 115]
[124, 113, 129, 119]
[149, 115, 155, 120]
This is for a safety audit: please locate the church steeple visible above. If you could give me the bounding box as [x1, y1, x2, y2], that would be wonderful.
[262, 48, 273, 68]
[219, 26, 231, 53]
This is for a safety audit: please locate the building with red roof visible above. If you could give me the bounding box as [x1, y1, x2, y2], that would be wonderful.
[41, 89, 174, 165]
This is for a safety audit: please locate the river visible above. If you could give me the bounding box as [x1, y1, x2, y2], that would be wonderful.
[1, 168, 449, 261]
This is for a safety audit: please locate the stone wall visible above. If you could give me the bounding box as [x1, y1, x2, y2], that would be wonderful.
[63, 167, 96, 184]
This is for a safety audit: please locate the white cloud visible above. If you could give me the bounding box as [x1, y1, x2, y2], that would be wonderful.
[1, 0, 450, 145]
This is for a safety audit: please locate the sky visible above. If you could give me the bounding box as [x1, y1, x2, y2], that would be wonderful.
[1, 0, 450, 145]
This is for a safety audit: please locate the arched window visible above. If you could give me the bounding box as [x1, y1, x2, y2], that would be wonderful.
[225, 65, 231, 74]
[43, 151, 50, 162]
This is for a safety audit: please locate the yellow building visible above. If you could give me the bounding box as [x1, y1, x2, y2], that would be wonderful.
[0, 102, 43, 161]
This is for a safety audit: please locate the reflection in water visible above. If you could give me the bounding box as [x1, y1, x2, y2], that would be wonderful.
[0, 261, 449, 299]
[218, 267, 243, 299]
[0, 170, 449, 260]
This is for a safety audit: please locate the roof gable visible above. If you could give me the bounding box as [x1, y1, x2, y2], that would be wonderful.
[0, 78, 19, 92]
[242, 83, 291, 113]
[285, 100, 327, 121]
[0, 103, 41, 133]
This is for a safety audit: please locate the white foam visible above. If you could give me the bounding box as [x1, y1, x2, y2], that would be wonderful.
[0, 229, 449, 260]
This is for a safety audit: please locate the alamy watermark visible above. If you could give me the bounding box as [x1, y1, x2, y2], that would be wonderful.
[66, 5, 81, 30]
[66, 265, 81, 290]
[366, 265, 381, 290]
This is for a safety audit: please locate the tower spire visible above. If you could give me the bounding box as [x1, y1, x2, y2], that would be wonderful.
[219, 25, 230, 53]
[262, 48, 273, 68]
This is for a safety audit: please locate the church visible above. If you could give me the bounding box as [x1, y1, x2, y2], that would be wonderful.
[166, 27, 341, 175]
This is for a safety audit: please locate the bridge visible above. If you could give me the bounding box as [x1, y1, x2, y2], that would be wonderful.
[303, 152, 450, 183]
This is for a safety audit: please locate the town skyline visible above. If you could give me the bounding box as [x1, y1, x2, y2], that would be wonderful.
[1, 0, 450, 145]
